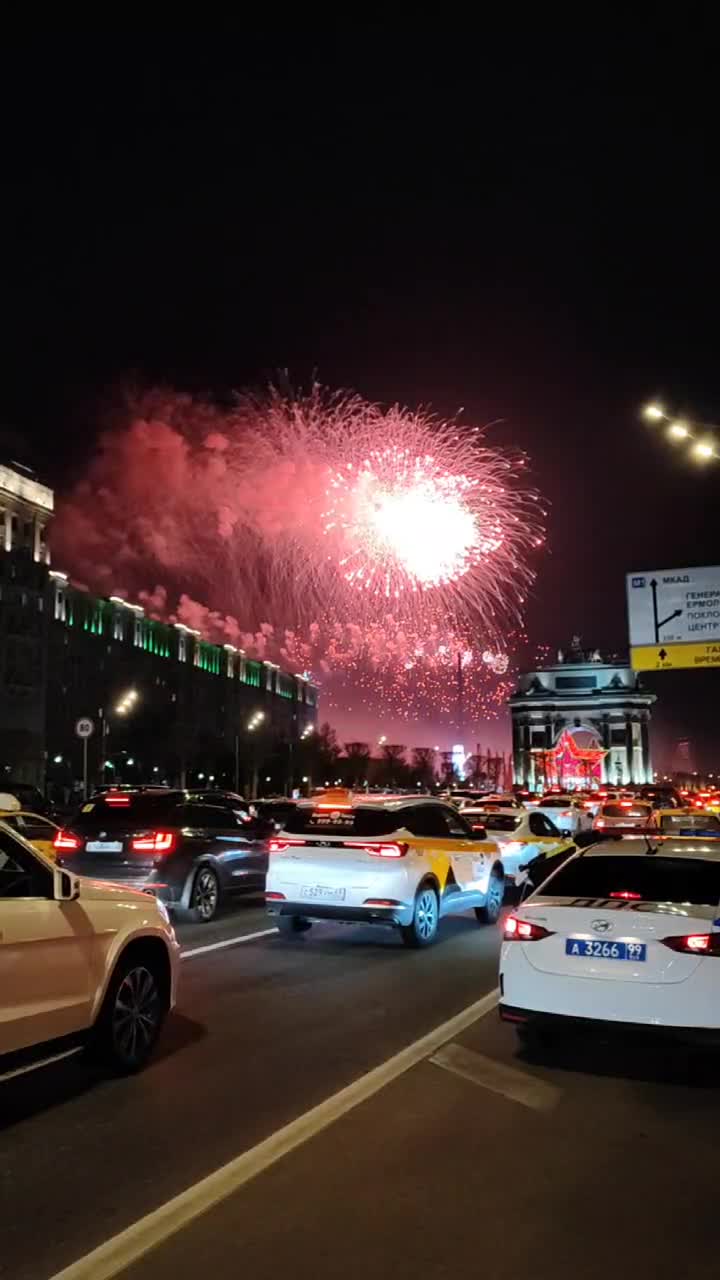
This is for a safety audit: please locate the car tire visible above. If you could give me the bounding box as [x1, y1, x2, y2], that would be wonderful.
[277, 914, 312, 935]
[400, 885, 439, 948]
[475, 866, 504, 924]
[188, 865, 221, 923]
[91, 954, 168, 1073]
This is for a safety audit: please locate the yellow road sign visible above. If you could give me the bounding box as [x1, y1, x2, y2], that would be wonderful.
[631, 642, 720, 672]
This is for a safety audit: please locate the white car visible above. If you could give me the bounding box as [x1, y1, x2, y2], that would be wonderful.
[0, 820, 180, 1078]
[266, 793, 505, 946]
[500, 837, 720, 1043]
[460, 805, 575, 882]
[533, 795, 593, 836]
[593, 800, 653, 831]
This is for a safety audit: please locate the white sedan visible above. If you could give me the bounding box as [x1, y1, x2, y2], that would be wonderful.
[533, 795, 593, 836]
[461, 805, 575, 882]
[499, 837, 720, 1044]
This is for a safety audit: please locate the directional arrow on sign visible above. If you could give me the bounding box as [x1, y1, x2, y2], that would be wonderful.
[659, 648, 667, 660]
[651, 578, 683, 644]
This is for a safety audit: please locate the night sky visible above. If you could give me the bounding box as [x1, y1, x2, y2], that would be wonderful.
[2, 32, 718, 766]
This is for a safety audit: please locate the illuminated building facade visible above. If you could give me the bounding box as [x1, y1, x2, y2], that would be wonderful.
[508, 641, 655, 790]
[1, 463, 318, 787]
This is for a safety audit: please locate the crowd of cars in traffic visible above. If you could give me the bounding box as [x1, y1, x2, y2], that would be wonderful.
[3, 775, 720, 1082]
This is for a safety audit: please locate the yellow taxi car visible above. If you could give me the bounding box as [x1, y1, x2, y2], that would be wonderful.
[0, 793, 61, 861]
[649, 808, 720, 838]
[267, 790, 504, 945]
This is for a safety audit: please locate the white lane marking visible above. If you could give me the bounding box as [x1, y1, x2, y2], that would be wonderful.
[429, 1041, 561, 1111]
[181, 927, 278, 958]
[48, 988, 499, 1280]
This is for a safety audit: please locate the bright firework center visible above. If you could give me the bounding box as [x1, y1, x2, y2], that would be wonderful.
[508, 641, 656, 790]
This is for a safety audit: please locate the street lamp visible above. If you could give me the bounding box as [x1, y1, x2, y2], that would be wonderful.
[643, 403, 666, 421]
[101, 688, 141, 782]
[641, 401, 719, 463]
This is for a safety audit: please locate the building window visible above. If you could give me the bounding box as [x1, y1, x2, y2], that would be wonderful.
[54, 583, 66, 621]
[178, 631, 187, 662]
[226, 650, 235, 678]
[265, 664, 274, 692]
[277, 673, 294, 699]
[133, 614, 143, 646]
[113, 610, 125, 641]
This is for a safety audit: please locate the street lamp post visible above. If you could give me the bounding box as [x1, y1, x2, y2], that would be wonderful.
[101, 688, 140, 784]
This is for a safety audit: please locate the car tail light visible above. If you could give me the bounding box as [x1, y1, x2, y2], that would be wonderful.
[504, 916, 555, 942]
[130, 831, 177, 854]
[364, 898, 402, 907]
[266, 891, 286, 901]
[53, 831, 81, 852]
[269, 838, 307, 852]
[105, 794, 131, 806]
[661, 932, 720, 955]
[595, 818, 606, 829]
[347, 841, 409, 858]
[609, 890, 642, 899]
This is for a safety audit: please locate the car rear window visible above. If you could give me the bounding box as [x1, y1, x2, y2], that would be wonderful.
[541, 799, 571, 808]
[602, 804, 651, 818]
[284, 805, 401, 837]
[544, 854, 720, 906]
[477, 814, 521, 832]
[660, 814, 720, 835]
[70, 794, 183, 830]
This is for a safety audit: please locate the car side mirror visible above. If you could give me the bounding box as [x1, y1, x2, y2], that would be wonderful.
[54, 867, 80, 902]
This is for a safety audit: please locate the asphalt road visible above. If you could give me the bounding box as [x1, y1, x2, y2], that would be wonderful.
[0, 897, 502, 1280]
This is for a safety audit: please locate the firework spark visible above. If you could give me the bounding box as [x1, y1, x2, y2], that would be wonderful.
[52, 384, 546, 716]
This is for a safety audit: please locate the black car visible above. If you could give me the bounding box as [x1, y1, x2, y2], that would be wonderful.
[54, 790, 270, 922]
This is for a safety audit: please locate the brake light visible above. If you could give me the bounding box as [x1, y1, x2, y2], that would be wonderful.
[347, 841, 408, 858]
[595, 819, 605, 829]
[269, 838, 307, 852]
[503, 916, 554, 941]
[266, 891, 286, 901]
[130, 831, 177, 854]
[662, 932, 720, 955]
[609, 890, 642, 899]
[105, 794, 131, 806]
[620, 801, 633, 808]
[53, 831, 81, 851]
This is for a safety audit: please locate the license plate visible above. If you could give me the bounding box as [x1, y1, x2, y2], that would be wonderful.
[301, 885, 346, 901]
[85, 840, 123, 853]
[566, 938, 647, 962]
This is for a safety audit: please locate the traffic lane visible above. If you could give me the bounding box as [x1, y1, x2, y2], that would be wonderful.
[119, 1009, 720, 1280]
[1, 913, 501, 1280]
[174, 892, 271, 951]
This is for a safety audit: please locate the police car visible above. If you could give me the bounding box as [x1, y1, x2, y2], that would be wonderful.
[500, 837, 720, 1042]
[266, 791, 504, 946]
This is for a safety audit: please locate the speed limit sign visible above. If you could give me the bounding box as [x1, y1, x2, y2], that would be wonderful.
[75, 717, 95, 739]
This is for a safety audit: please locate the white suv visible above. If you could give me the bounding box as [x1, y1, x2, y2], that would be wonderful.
[0, 820, 180, 1078]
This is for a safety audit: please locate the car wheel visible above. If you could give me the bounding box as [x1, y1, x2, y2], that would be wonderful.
[475, 866, 504, 924]
[400, 885, 439, 948]
[189, 866, 221, 923]
[92, 956, 168, 1073]
[277, 914, 312, 935]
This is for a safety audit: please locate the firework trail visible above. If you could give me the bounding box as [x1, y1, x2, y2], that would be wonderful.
[52, 384, 546, 715]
